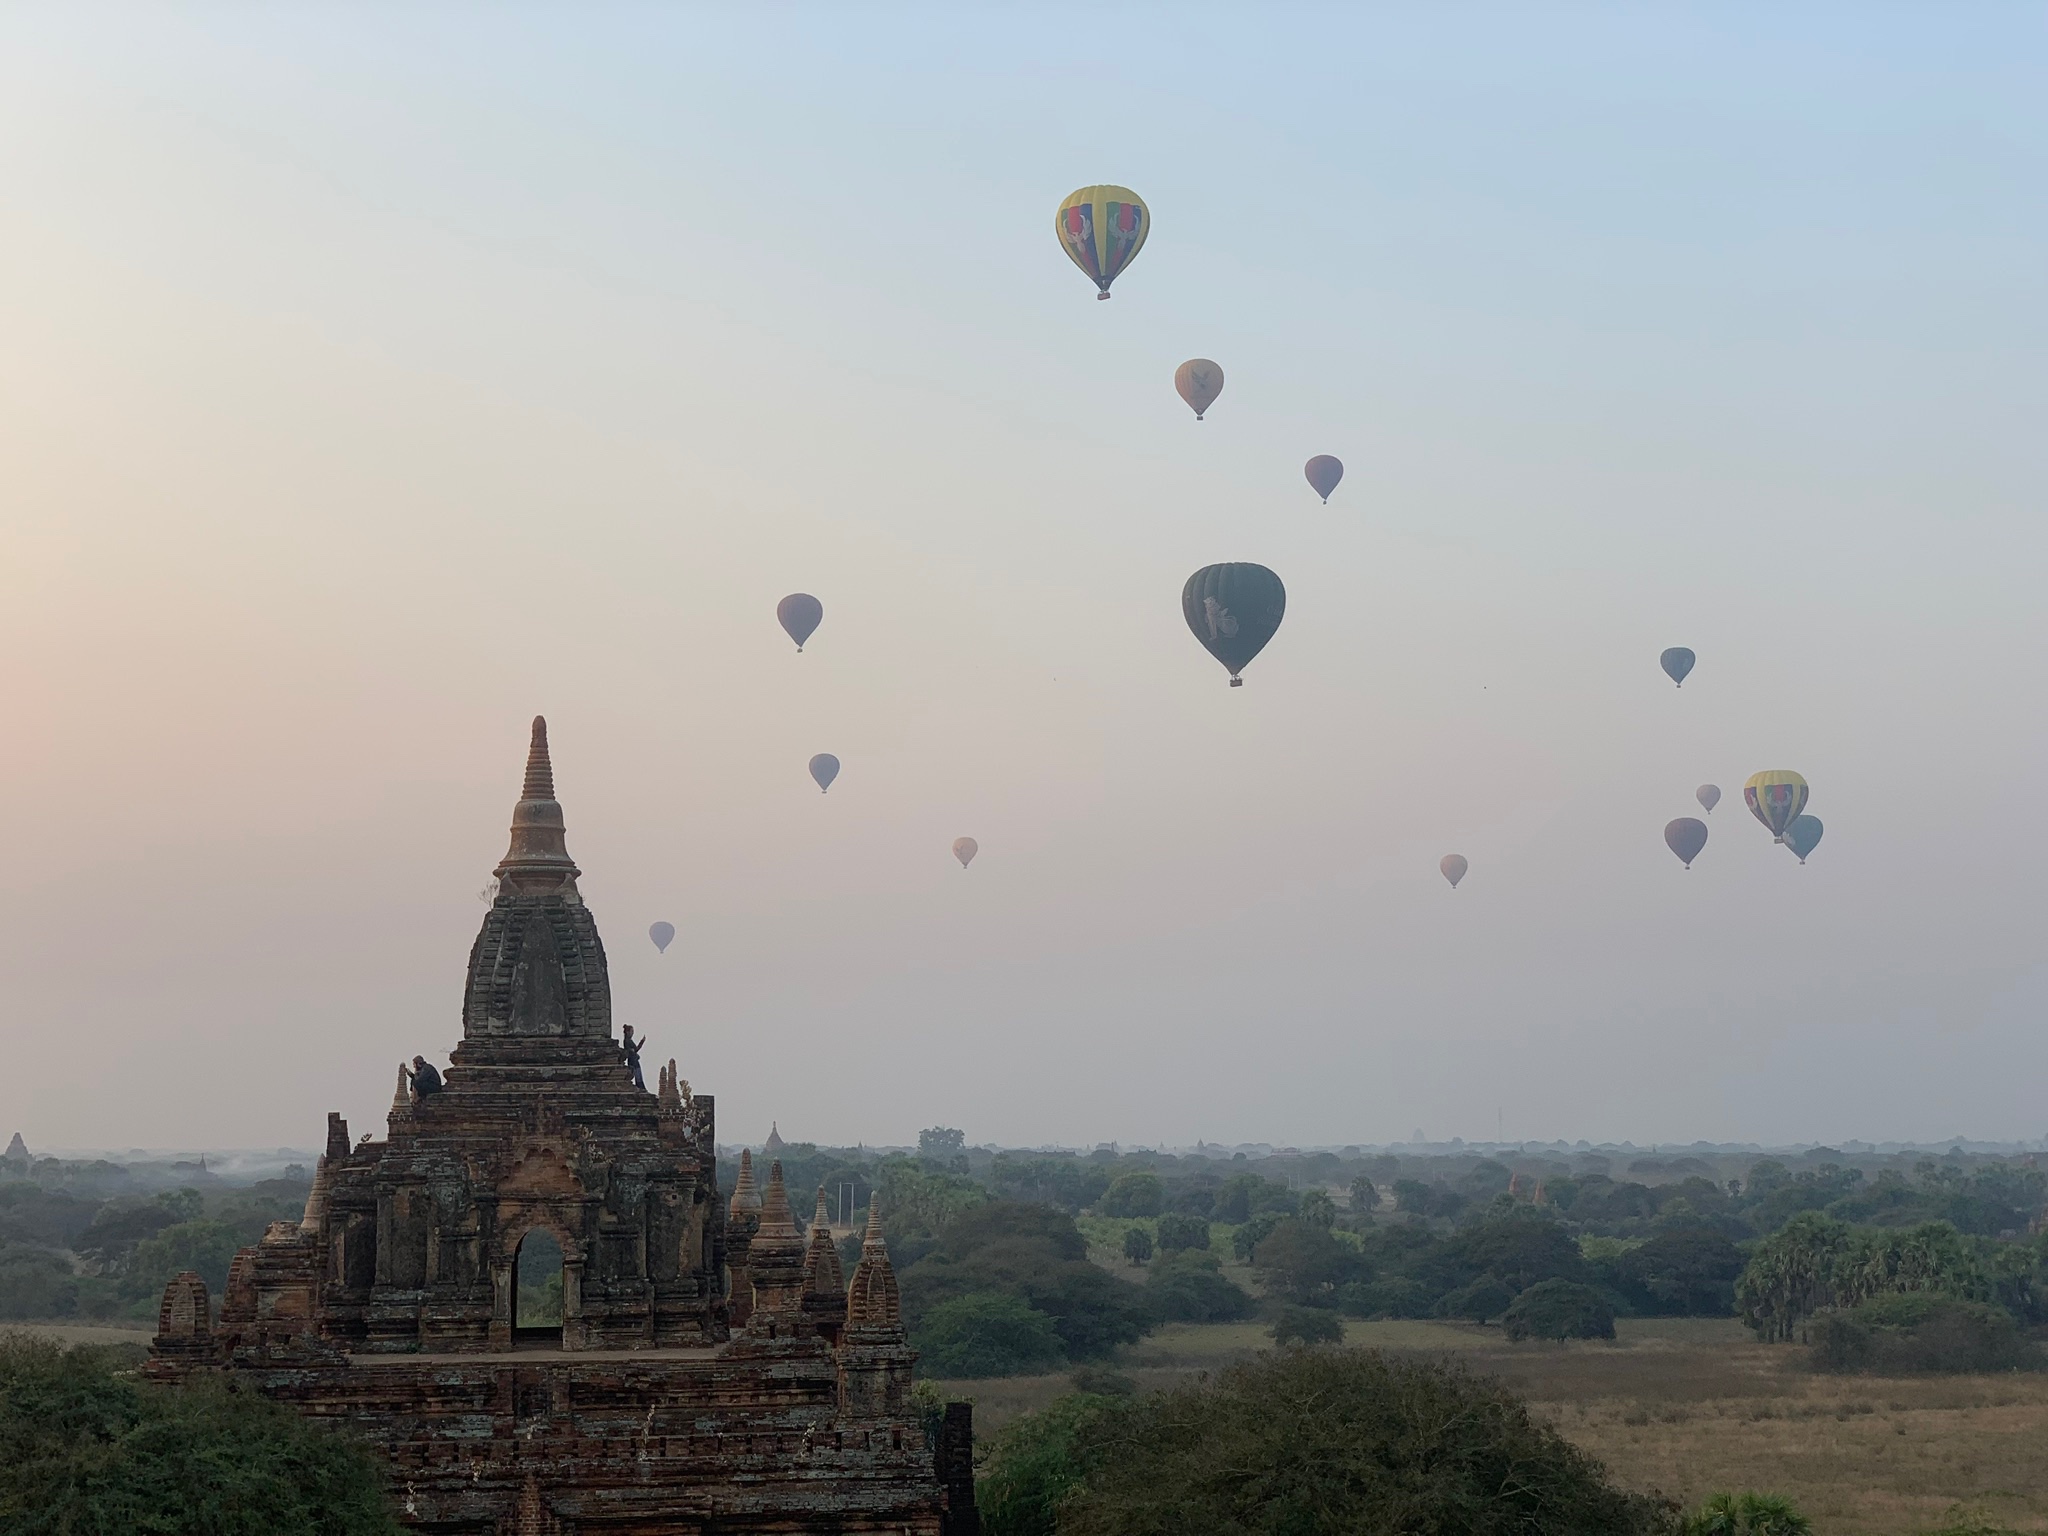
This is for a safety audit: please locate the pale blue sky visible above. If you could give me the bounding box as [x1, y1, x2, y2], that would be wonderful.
[1, 7, 2043, 1151]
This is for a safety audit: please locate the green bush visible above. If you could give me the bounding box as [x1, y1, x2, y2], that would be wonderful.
[1268, 1305, 1344, 1347]
[1502, 1279, 1616, 1342]
[914, 1292, 1067, 1378]
[1147, 1251, 1253, 1324]
[1808, 1296, 2039, 1375]
[1154, 1213, 1210, 1253]
[1680, 1490, 1812, 1535]
[1032, 1347, 1665, 1535]
[0, 1334, 402, 1535]
[977, 1391, 1115, 1536]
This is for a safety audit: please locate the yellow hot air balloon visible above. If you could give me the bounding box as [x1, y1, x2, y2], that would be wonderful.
[1743, 770, 1809, 842]
[1055, 185, 1149, 299]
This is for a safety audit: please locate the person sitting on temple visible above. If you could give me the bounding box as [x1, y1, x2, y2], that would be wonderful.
[404, 1055, 444, 1100]
[622, 1025, 648, 1091]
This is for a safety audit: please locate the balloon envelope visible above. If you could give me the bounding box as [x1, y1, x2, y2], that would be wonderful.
[809, 753, 840, 793]
[1182, 563, 1286, 686]
[1440, 854, 1467, 889]
[1696, 784, 1721, 814]
[1304, 455, 1343, 503]
[1055, 185, 1149, 298]
[777, 593, 822, 651]
[953, 837, 978, 868]
[1785, 814, 1824, 863]
[1661, 647, 1696, 687]
[1743, 770, 1809, 841]
[1174, 359, 1224, 419]
[648, 921, 675, 954]
[1665, 817, 1709, 868]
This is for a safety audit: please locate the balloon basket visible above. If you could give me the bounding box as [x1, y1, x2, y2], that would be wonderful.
[1229, 677, 1243, 688]
[1096, 291, 1110, 300]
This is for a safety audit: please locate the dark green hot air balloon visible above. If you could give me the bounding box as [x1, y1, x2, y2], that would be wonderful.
[1183, 563, 1286, 687]
[1785, 814, 1823, 864]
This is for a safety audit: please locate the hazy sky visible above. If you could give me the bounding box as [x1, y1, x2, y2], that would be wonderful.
[2, 8, 2044, 1155]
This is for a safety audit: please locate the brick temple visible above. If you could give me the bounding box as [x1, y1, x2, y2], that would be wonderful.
[149, 718, 975, 1536]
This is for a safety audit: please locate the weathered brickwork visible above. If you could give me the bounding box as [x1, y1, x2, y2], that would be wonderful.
[150, 719, 971, 1536]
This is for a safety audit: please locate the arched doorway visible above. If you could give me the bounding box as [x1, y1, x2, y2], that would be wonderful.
[513, 1229, 564, 1348]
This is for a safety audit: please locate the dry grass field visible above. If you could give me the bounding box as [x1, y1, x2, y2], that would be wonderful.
[931, 1317, 2048, 1536]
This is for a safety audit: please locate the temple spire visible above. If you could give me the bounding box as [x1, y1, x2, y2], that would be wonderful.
[495, 716, 580, 894]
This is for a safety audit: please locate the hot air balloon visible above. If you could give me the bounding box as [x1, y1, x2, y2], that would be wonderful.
[1697, 784, 1721, 814]
[953, 837, 978, 869]
[1665, 817, 1709, 868]
[1055, 185, 1149, 299]
[1785, 815, 1823, 864]
[778, 594, 822, 652]
[1182, 563, 1286, 687]
[1660, 648, 1696, 687]
[1743, 770, 1808, 842]
[809, 754, 840, 794]
[648, 921, 675, 954]
[1174, 359, 1224, 420]
[1304, 456, 1343, 503]
[1440, 854, 1467, 889]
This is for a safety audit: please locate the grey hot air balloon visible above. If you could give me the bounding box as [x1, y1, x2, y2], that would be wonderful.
[808, 753, 840, 793]
[648, 921, 675, 954]
[778, 594, 823, 652]
[1665, 817, 1709, 869]
[1182, 563, 1286, 687]
[1696, 784, 1721, 814]
[1785, 814, 1824, 864]
[1440, 854, 1468, 889]
[1660, 647, 1696, 687]
[1174, 359, 1224, 420]
[1304, 455, 1343, 503]
[953, 837, 978, 869]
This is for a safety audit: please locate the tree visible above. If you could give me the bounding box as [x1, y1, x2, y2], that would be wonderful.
[1213, 1172, 1294, 1225]
[1735, 1213, 1853, 1342]
[1154, 1212, 1210, 1254]
[123, 1218, 245, 1301]
[1146, 1252, 1253, 1323]
[1098, 1172, 1163, 1219]
[916, 1292, 1067, 1378]
[1121, 1227, 1154, 1266]
[1250, 1218, 1354, 1305]
[1298, 1190, 1337, 1229]
[1269, 1305, 1344, 1346]
[1348, 1176, 1378, 1215]
[1502, 1280, 1615, 1342]
[0, 1336, 403, 1535]
[1034, 1348, 1666, 1535]
[919, 1127, 967, 1159]
[897, 1201, 1154, 1360]
[1610, 1228, 1745, 1316]
[1229, 1210, 1285, 1263]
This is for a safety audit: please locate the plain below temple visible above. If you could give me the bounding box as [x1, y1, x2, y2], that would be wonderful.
[147, 716, 977, 1536]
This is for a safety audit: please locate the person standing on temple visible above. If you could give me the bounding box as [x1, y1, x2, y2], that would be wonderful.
[622, 1025, 648, 1091]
